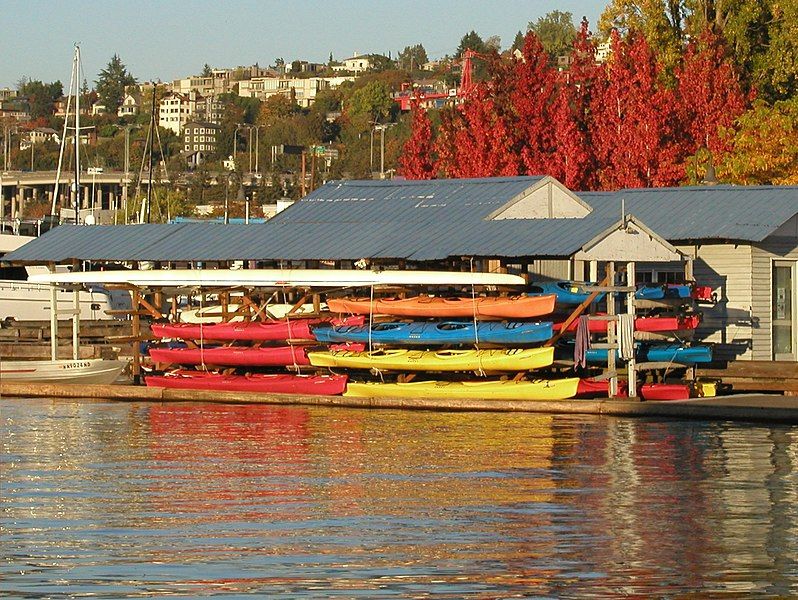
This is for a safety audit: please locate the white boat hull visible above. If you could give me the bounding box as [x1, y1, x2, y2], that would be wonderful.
[0, 358, 128, 384]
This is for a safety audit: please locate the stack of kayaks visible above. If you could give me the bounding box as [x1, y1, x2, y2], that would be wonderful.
[319, 292, 580, 400]
[145, 315, 365, 395]
[531, 279, 715, 399]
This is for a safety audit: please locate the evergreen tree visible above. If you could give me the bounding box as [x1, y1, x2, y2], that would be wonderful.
[95, 54, 136, 110]
[456, 31, 487, 57]
[18, 79, 63, 119]
[201, 63, 213, 77]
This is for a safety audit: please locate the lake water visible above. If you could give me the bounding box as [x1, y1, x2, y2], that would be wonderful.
[2, 398, 797, 598]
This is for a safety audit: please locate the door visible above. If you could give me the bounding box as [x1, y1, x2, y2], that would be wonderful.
[772, 261, 796, 360]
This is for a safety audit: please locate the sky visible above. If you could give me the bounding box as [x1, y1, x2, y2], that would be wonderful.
[1, 0, 607, 89]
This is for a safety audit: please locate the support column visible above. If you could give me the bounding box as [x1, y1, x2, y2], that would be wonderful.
[72, 260, 80, 360]
[606, 262, 617, 398]
[626, 261, 637, 399]
[49, 264, 58, 361]
[132, 287, 141, 384]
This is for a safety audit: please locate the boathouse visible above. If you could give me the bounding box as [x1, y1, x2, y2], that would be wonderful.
[5, 176, 798, 363]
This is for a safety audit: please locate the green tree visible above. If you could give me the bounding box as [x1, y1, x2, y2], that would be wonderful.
[18, 79, 63, 120]
[456, 30, 487, 57]
[346, 81, 394, 126]
[368, 54, 396, 72]
[529, 10, 577, 58]
[95, 54, 136, 110]
[511, 30, 525, 52]
[599, 0, 686, 77]
[718, 97, 798, 185]
[201, 63, 213, 77]
[397, 44, 429, 71]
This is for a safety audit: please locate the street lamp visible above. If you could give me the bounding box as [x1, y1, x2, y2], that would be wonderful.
[372, 123, 396, 179]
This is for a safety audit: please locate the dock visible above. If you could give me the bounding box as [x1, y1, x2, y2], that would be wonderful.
[3, 382, 798, 424]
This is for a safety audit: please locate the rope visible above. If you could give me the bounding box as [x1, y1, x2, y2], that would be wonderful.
[470, 258, 485, 377]
[198, 288, 206, 372]
[368, 284, 374, 354]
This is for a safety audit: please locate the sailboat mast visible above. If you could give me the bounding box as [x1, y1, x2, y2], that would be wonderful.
[74, 45, 81, 225]
[146, 83, 156, 223]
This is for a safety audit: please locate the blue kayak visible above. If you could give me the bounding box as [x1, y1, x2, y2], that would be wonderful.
[577, 343, 712, 365]
[528, 281, 605, 305]
[312, 320, 553, 346]
[635, 284, 692, 300]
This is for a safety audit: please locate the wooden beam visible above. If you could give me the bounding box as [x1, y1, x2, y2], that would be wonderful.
[545, 272, 611, 347]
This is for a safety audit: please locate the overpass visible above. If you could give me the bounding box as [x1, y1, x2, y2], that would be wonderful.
[0, 170, 132, 223]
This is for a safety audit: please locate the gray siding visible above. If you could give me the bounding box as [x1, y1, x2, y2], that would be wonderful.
[677, 243, 754, 361]
[751, 226, 798, 360]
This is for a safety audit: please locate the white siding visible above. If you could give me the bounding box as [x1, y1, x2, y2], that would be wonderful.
[751, 227, 798, 360]
[677, 243, 754, 360]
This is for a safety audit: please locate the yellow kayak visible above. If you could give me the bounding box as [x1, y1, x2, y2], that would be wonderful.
[308, 347, 554, 371]
[344, 377, 581, 400]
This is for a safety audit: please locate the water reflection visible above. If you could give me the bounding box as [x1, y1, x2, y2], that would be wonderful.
[2, 398, 797, 597]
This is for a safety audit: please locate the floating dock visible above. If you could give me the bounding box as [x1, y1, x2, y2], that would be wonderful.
[3, 382, 798, 424]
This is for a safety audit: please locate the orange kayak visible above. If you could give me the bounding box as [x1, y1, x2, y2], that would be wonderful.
[327, 295, 556, 319]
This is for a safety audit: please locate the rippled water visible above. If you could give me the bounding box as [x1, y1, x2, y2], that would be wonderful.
[2, 398, 798, 598]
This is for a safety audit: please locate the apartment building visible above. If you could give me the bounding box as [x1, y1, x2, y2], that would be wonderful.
[238, 76, 353, 107]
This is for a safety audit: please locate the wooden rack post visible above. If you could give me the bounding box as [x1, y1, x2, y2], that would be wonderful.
[132, 287, 141, 384]
[606, 262, 617, 397]
[626, 261, 637, 398]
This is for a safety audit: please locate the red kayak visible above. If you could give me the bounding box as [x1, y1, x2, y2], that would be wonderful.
[640, 383, 691, 401]
[151, 316, 365, 341]
[554, 314, 700, 334]
[145, 371, 348, 395]
[690, 285, 714, 302]
[149, 345, 311, 367]
[575, 379, 628, 398]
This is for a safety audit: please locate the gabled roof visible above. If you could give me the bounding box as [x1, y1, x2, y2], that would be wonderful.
[582, 185, 798, 242]
[6, 178, 798, 265]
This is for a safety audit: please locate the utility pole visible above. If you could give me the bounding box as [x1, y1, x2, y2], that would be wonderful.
[380, 126, 385, 178]
[254, 126, 260, 174]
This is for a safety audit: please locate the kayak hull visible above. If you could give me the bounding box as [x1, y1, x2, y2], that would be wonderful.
[344, 377, 581, 400]
[149, 346, 311, 367]
[554, 314, 701, 334]
[327, 295, 556, 319]
[152, 316, 365, 341]
[308, 347, 555, 371]
[312, 320, 553, 346]
[640, 383, 691, 401]
[528, 281, 605, 305]
[145, 372, 348, 395]
[580, 343, 712, 365]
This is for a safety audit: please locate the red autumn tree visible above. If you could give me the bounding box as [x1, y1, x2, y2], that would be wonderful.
[435, 86, 520, 178]
[400, 102, 436, 179]
[499, 31, 557, 175]
[550, 18, 601, 190]
[590, 30, 687, 189]
[675, 29, 747, 157]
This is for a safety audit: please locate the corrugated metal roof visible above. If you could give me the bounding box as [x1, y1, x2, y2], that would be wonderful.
[583, 185, 798, 242]
[5, 179, 798, 264]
